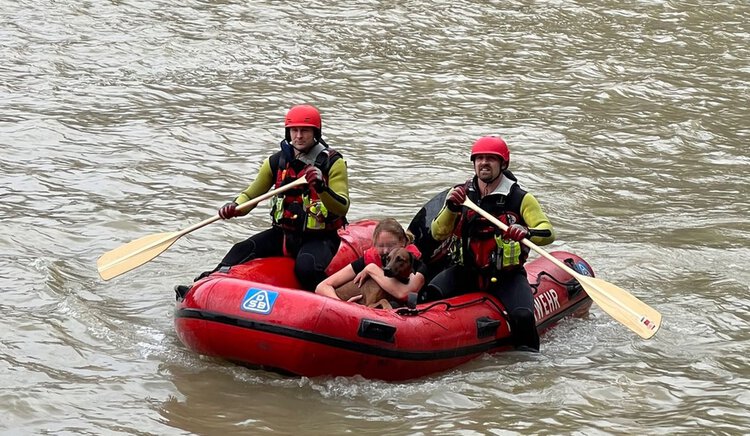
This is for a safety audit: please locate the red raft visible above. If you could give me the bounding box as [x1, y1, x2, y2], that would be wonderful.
[174, 219, 594, 381]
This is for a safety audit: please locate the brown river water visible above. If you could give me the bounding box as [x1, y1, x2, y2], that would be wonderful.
[2, 1, 749, 434]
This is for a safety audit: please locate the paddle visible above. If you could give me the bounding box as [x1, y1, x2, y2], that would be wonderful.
[462, 198, 661, 339]
[97, 177, 308, 281]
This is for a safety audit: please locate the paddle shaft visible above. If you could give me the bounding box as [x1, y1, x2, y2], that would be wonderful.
[97, 177, 307, 278]
[177, 177, 307, 238]
[462, 199, 575, 272]
[464, 200, 572, 271]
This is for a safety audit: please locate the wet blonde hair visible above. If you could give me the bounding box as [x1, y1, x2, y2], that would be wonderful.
[372, 218, 413, 245]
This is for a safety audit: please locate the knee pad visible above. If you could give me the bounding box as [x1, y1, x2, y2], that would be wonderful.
[295, 253, 325, 291]
[221, 238, 260, 266]
[418, 285, 445, 303]
[237, 239, 259, 262]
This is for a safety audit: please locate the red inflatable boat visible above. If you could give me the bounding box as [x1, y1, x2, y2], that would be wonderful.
[174, 219, 594, 381]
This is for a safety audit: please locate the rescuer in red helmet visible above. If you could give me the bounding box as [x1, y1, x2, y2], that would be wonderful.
[426, 136, 555, 351]
[190, 104, 350, 291]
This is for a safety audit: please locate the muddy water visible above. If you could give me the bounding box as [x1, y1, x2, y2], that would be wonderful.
[2, 1, 749, 434]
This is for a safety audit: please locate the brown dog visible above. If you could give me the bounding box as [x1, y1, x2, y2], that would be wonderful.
[335, 247, 415, 309]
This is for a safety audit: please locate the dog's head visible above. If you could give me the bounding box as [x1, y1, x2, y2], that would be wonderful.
[382, 247, 414, 282]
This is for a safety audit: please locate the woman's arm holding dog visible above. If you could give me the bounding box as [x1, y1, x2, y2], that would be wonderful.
[357, 263, 425, 301]
[315, 264, 357, 299]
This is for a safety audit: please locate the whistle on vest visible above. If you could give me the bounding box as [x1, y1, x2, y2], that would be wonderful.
[307, 203, 326, 223]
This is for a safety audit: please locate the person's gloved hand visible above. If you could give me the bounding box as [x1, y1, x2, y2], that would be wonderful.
[304, 166, 326, 191]
[503, 223, 529, 241]
[218, 202, 239, 220]
[446, 186, 467, 212]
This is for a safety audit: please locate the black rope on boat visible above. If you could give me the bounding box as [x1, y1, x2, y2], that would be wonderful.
[531, 269, 584, 298]
[396, 296, 508, 321]
[532, 271, 570, 287]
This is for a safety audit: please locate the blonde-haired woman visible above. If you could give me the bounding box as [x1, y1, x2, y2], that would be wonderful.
[315, 218, 426, 305]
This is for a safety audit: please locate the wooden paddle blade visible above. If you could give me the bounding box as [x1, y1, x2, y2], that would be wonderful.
[97, 231, 180, 281]
[578, 276, 662, 339]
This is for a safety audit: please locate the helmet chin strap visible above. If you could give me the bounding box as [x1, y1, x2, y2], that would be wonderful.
[479, 173, 501, 194]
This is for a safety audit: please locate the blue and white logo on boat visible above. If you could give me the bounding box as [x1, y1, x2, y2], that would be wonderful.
[574, 261, 592, 276]
[240, 288, 278, 315]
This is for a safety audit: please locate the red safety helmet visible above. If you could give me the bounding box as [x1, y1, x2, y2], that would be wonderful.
[470, 136, 510, 164]
[285, 105, 322, 140]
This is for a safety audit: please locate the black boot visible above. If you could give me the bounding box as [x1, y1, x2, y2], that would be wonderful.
[174, 284, 191, 301]
[193, 261, 233, 282]
[509, 308, 540, 352]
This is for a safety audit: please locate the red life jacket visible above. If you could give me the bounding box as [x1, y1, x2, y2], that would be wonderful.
[453, 174, 530, 280]
[269, 145, 346, 233]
